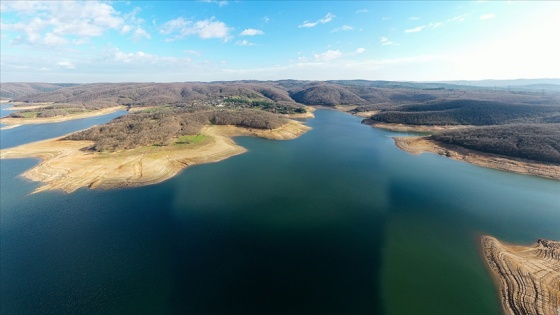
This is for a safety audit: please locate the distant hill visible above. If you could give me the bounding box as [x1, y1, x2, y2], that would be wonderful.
[0, 82, 80, 99]
[432, 79, 560, 92]
[10, 82, 299, 107]
[370, 99, 560, 126]
[4, 80, 560, 164]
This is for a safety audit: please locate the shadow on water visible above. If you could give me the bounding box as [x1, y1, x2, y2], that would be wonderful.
[165, 110, 390, 314]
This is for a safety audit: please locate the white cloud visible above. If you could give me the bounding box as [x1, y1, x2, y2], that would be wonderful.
[430, 22, 443, 28]
[356, 9, 368, 14]
[448, 14, 468, 22]
[382, 17, 391, 21]
[0, 1, 150, 45]
[200, 0, 228, 6]
[57, 61, 75, 69]
[240, 28, 264, 36]
[161, 17, 232, 41]
[106, 47, 184, 64]
[405, 26, 425, 33]
[405, 22, 442, 33]
[303, 48, 365, 63]
[408, 16, 421, 21]
[298, 13, 335, 28]
[479, 14, 496, 20]
[380, 36, 395, 46]
[133, 27, 151, 41]
[44, 33, 68, 46]
[121, 25, 133, 34]
[331, 25, 353, 33]
[236, 39, 256, 46]
[185, 50, 202, 56]
[314, 49, 343, 61]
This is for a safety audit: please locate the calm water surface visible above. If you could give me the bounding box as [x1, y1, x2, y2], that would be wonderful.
[0, 104, 126, 149]
[1, 109, 559, 314]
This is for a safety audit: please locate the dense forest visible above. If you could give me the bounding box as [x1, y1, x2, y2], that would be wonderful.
[63, 107, 287, 151]
[431, 124, 560, 164]
[369, 100, 560, 125]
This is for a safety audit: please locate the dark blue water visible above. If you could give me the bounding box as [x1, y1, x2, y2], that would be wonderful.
[0, 108, 126, 149]
[1, 109, 559, 314]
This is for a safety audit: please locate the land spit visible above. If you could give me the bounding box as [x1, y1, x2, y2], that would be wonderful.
[393, 136, 560, 181]
[481, 236, 560, 315]
[0, 120, 310, 193]
[0, 106, 127, 127]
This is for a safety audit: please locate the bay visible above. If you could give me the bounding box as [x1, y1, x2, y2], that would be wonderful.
[0, 107, 127, 149]
[1, 109, 559, 314]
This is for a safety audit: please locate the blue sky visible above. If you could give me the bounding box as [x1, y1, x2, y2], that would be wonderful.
[1, 0, 559, 82]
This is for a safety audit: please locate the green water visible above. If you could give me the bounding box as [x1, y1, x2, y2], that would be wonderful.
[1, 109, 559, 314]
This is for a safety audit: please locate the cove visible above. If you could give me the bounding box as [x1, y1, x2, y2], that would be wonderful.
[1, 109, 559, 314]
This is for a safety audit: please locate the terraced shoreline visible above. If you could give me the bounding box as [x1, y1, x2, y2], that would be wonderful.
[481, 236, 560, 315]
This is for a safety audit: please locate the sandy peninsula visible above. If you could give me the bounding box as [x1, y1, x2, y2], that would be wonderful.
[0, 120, 310, 193]
[481, 236, 560, 315]
[0, 105, 127, 127]
[393, 136, 560, 180]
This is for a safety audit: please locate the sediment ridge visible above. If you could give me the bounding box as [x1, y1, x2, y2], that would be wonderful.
[0, 120, 310, 193]
[481, 236, 560, 315]
[393, 136, 560, 181]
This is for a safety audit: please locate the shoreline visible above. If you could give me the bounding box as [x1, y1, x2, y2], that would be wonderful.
[360, 119, 560, 181]
[0, 120, 310, 193]
[362, 118, 471, 133]
[0, 105, 127, 126]
[481, 235, 560, 315]
[393, 136, 560, 180]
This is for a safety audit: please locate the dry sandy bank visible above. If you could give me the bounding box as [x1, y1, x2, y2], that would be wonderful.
[0, 106, 127, 126]
[481, 236, 560, 315]
[393, 136, 560, 180]
[362, 119, 470, 132]
[0, 120, 310, 193]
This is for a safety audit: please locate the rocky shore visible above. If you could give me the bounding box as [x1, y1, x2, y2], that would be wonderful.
[481, 236, 560, 315]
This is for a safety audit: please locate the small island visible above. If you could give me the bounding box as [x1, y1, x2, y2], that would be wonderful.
[481, 236, 560, 315]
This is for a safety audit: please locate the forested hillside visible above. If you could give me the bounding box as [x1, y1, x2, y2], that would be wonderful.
[64, 107, 288, 151]
[370, 100, 560, 125]
[431, 124, 560, 164]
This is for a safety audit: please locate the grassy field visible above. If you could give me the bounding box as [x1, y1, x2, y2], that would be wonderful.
[176, 134, 207, 145]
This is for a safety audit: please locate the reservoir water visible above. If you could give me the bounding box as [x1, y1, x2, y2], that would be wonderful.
[1, 109, 559, 314]
[0, 104, 127, 149]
